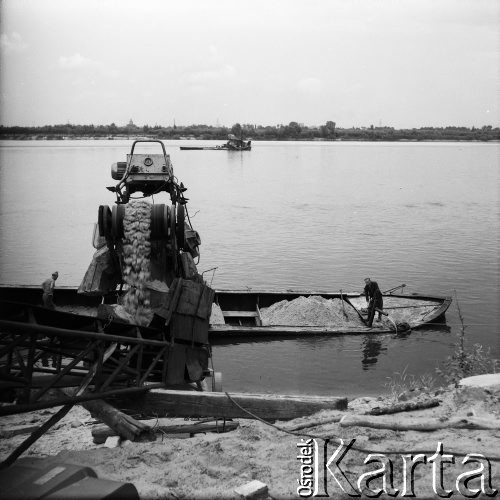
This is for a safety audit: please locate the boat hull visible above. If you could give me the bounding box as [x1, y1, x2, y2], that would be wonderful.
[0, 285, 451, 337]
[179, 146, 251, 151]
[179, 146, 222, 150]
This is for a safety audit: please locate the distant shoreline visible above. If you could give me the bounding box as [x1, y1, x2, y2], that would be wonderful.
[1, 122, 499, 142]
[1, 136, 499, 143]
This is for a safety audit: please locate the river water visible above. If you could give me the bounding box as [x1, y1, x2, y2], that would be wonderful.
[0, 139, 498, 396]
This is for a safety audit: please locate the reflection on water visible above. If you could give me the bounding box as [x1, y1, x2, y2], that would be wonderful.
[361, 336, 386, 369]
[1, 140, 498, 396]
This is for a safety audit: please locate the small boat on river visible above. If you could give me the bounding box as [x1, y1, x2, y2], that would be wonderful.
[0, 285, 451, 338]
[180, 134, 251, 151]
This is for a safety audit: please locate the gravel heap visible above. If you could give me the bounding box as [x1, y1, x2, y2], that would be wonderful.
[210, 303, 226, 325]
[260, 295, 364, 327]
[122, 201, 152, 325]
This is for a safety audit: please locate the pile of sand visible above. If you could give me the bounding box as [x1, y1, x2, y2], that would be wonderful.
[122, 201, 152, 325]
[209, 303, 225, 325]
[260, 296, 364, 327]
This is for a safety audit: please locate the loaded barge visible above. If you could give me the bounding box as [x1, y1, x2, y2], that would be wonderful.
[0, 285, 452, 337]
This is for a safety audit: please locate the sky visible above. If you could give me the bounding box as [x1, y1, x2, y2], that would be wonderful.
[0, 0, 499, 128]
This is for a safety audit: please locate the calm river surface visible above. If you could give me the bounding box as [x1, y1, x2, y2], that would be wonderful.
[0, 139, 498, 397]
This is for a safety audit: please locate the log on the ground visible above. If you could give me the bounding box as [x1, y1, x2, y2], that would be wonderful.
[114, 390, 348, 421]
[340, 414, 500, 432]
[283, 413, 345, 432]
[369, 397, 440, 415]
[58, 388, 151, 441]
[0, 424, 40, 439]
[92, 418, 239, 444]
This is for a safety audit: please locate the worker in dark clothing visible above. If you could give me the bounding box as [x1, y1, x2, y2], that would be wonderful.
[363, 278, 383, 327]
[41, 271, 58, 309]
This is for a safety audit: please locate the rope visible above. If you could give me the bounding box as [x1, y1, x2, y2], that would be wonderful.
[222, 391, 500, 461]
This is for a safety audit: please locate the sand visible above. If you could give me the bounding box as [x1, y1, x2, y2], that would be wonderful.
[1, 384, 498, 499]
[260, 296, 364, 327]
[210, 303, 226, 325]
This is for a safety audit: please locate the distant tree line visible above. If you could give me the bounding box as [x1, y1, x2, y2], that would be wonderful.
[0, 121, 498, 141]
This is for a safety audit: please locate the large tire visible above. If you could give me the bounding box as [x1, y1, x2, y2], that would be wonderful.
[98, 205, 112, 238]
[176, 203, 186, 250]
[150, 204, 166, 239]
[111, 204, 125, 239]
[169, 204, 178, 273]
[98, 205, 105, 237]
[163, 205, 170, 240]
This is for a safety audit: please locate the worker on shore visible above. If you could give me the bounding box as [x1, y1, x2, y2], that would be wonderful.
[41, 271, 58, 309]
[363, 277, 383, 327]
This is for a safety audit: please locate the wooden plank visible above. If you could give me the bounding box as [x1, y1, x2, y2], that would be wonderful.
[117, 389, 348, 421]
[166, 344, 186, 385]
[222, 311, 258, 317]
[171, 314, 209, 344]
[255, 305, 263, 326]
[154, 278, 183, 324]
[180, 252, 199, 280]
[209, 324, 388, 337]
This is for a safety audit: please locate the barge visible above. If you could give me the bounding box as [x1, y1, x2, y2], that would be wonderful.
[0, 285, 452, 337]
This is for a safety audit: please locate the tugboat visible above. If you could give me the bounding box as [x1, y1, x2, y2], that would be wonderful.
[180, 134, 252, 151]
[222, 134, 251, 151]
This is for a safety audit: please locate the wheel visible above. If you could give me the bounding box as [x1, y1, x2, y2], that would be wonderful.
[150, 204, 166, 239]
[168, 204, 178, 272]
[176, 203, 186, 250]
[98, 205, 112, 238]
[111, 204, 125, 239]
[163, 205, 170, 239]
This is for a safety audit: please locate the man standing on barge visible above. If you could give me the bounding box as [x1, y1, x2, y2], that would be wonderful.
[41, 271, 58, 309]
[363, 277, 383, 327]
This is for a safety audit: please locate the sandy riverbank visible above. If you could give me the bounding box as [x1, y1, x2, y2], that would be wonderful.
[1, 383, 499, 499]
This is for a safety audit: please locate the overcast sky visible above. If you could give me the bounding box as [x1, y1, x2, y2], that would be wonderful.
[0, 0, 499, 128]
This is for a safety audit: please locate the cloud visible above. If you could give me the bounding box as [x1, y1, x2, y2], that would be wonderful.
[183, 64, 236, 85]
[0, 32, 28, 53]
[58, 53, 119, 78]
[297, 77, 323, 94]
[179, 44, 239, 88]
[58, 53, 96, 70]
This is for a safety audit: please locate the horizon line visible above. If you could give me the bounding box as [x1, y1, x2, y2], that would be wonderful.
[1, 122, 499, 130]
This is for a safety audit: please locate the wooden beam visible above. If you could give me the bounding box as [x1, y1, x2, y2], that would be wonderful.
[58, 388, 151, 441]
[116, 389, 348, 421]
[92, 419, 239, 444]
[209, 324, 390, 337]
[222, 311, 258, 317]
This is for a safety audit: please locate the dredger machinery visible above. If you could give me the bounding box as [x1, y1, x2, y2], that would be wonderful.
[82, 140, 201, 294]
